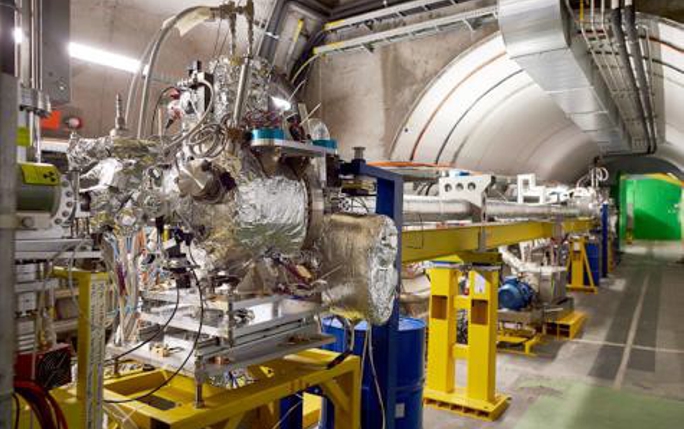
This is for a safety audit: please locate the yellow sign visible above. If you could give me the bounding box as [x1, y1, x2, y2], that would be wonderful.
[19, 162, 60, 186]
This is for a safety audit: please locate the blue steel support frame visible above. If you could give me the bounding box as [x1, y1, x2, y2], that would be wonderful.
[601, 203, 609, 278]
[279, 394, 304, 428]
[342, 158, 403, 429]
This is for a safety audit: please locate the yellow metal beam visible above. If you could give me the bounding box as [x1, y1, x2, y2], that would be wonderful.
[402, 219, 596, 263]
[100, 349, 361, 429]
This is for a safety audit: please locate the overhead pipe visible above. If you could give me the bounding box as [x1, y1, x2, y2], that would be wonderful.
[499, 0, 631, 153]
[610, 0, 652, 154]
[622, 0, 658, 154]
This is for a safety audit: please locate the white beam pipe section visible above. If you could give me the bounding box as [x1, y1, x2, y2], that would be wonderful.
[402, 195, 597, 222]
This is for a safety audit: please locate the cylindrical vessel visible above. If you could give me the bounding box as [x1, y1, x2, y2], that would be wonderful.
[16, 168, 61, 213]
[585, 238, 601, 287]
[318, 213, 399, 325]
[321, 317, 425, 429]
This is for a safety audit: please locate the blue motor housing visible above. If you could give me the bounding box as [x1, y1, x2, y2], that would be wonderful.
[499, 276, 535, 311]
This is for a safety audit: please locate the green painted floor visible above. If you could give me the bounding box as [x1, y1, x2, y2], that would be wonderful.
[515, 379, 684, 429]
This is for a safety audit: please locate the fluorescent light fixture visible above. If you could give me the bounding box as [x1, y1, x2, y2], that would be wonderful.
[68, 42, 141, 73]
[271, 96, 292, 111]
[13, 27, 23, 44]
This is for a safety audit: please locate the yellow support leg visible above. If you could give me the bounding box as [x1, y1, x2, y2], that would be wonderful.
[52, 268, 110, 429]
[424, 258, 509, 421]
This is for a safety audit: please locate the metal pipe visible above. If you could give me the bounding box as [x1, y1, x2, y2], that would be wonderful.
[0, 71, 18, 429]
[29, 0, 42, 162]
[136, 6, 207, 138]
[487, 200, 596, 219]
[403, 195, 471, 222]
[610, 0, 651, 153]
[232, 57, 252, 126]
[623, 0, 657, 154]
[124, 33, 158, 125]
[402, 195, 596, 223]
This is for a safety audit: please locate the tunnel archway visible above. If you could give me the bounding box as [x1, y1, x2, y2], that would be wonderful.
[390, 15, 684, 183]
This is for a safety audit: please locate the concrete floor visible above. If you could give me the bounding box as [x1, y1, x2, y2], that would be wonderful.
[424, 241, 684, 429]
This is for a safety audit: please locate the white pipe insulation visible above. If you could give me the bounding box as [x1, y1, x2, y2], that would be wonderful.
[402, 195, 597, 223]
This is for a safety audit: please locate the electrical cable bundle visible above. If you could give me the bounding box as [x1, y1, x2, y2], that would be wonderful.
[104, 283, 204, 404]
[105, 284, 181, 364]
[13, 380, 68, 429]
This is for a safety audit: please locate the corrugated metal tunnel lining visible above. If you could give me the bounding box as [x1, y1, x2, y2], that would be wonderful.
[390, 14, 684, 182]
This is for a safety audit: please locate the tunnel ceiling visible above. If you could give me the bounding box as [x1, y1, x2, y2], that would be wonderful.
[390, 15, 684, 183]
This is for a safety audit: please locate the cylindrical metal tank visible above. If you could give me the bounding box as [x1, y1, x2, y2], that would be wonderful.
[16, 164, 62, 214]
[585, 238, 601, 287]
[321, 317, 425, 429]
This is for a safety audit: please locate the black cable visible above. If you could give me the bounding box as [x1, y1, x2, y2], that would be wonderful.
[423, 182, 435, 196]
[326, 316, 354, 369]
[12, 393, 20, 429]
[105, 284, 180, 364]
[104, 283, 204, 404]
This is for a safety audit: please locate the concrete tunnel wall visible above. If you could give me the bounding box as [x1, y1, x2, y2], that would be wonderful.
[306, 14, 684, 183]
[69, 2, 684, 184]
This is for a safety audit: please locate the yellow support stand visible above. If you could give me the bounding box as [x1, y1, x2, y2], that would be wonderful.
[497, 327, 544, 356]
[100, 349, 361, 429]
[424, 254, 510, 421]
[544, 311, 587, 340]
[566, 236, 598, 294]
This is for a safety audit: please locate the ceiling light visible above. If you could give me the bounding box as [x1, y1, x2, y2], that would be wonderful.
[271, 96, 292, 111]
[13, 27, 23, 44]
[68, 42, 141, 73]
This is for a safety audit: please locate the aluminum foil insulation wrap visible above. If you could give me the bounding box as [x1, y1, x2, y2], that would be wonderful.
[210, 57, 271, 123]
[67, 135, 159, 170]
[191, 174, 309, 273]
[319, 213, 399, 325]
[68, 135, 160, 232]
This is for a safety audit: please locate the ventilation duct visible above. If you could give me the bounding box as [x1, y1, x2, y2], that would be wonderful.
[498, 0, 632, 153]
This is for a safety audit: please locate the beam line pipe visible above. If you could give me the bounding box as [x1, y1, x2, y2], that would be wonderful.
[403, 195, 471, 222]
[402, 196, 595, 222]
[486, 200, 594, 218]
